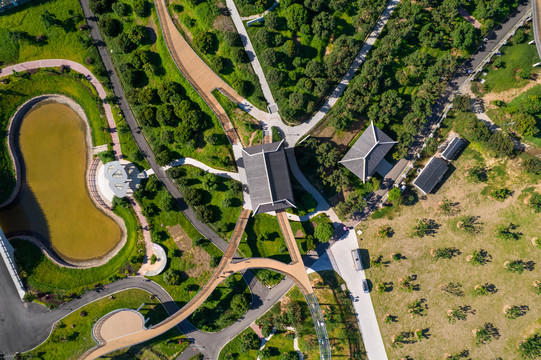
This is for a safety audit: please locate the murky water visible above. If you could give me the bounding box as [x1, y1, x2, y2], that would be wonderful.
[0, 102, 121, 262]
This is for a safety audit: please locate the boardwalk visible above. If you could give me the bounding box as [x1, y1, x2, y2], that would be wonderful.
[154, 0, 241, 145]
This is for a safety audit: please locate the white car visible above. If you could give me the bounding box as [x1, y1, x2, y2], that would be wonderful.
[362, 279, 369, 293]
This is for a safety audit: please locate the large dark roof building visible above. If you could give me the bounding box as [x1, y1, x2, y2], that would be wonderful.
[413, 156, 449, 195]
[441, 137, 465, 161]
[339, 122, 397, 183]
[242, 141, 296, 215]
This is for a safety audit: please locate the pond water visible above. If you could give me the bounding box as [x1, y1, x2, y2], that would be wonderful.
[0, 102, 121, 263]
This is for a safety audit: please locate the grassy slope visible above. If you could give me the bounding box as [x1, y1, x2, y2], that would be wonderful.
[12, 204, 142, 295]
[482, 25, 541, 93]
[360, 144, 541, 358]
[23, 289, 187, 360]
[0, 71, 111, 203]
[0, 0, 91, 66]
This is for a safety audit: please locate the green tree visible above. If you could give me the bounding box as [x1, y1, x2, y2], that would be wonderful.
[261, 48, 278, 67]
[40, 10, 56, 29]
[138, 105, 157, 127]
[194, 32, 217, 54]
[285, 4, 307, 32]
[113, 2, 131, 17]
[231, 293, 249, 313]
[117, 32, 136, 53]
[133, 0, 150, 17]
[312, 12, 336, 40]
[512, 112, 538, 137]
[99, 16, 122, 37]
[453, 94, 471, 112]
[529, 193, 541, 213]
[387, 187, 402, 205]
[314, 221, 333, 243]
[452, 21, 477, 51]
[163, 269, 182, 285]
[519, 332, 541, 358]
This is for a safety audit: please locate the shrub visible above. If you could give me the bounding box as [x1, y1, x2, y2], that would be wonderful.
[487, 131, 514, 157]
[475, 323, 499, 345]
[439, 282, 464, 297]
[387, 187, 402, 205]
[489, 187, 511, 201]
[519, 332, 541, 358]
[412, 218, 436, 238]
[506, 260, 526, 274]
[523, 158, 541, 174]
[314, 220, 333, 243]
[457, 215, 482, 234]
[99, 16, 122, 37]
[433, 247, 460, 260]
[467, 166, 487, 183]
[407, 299, 426, 317]
[89, 0, 112, 15]
[470, 249, 490, 266]
[117, 32, 136, 53]
[133, 0, 150, 17]
[529, 193, 541, 213]
[453, 95, 471, 112]
[194, 32, 217, 54]
[163, 269, 182, 285]
[112, 2, 131, 17]
[377, 226, 392, 238]
[150, 254, 157, 264]
[496, 223, 521, 241]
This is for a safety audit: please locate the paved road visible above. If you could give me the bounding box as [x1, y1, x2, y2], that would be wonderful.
[226, 0, 278, 112]
[0, 271, 175, 356]
[329, 231, 388, 360]
[77, 0, 237, 258]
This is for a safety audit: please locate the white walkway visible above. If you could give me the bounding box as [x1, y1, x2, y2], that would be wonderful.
[163, 157, 241, 181]
[240, 0, 280, 21]
[261, 0, 400, 147]
[226, 0, 279, 114]
[329, 231, 388, 360]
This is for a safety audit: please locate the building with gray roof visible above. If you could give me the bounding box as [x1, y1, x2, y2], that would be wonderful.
[339, 121, 397, 183]
[242, 141, 296, 215]
[441, 137, 465, 161]
[413, 156, 449, 195]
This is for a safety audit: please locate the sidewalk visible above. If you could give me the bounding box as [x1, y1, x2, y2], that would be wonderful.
[0, 60, 122, 160]
[164, 157, 240, 181]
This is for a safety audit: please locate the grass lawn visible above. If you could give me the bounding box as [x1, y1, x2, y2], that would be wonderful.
[214, 89, 261, 148]
[12, 204, 144, 300]
[23, 289, 187, 360]
[94, 0, 236, 171]
[482, 24, 541, 93]
[173, 165, 243, 239]
[359, 143, 541, 358]
[167, 0, 267, 110]
[189, 273, 251, 332]
[218, 327, 260, 360]
[0, 70, 112, 203]
[0, 0, 106, 79]
[310, 271, 367, 359]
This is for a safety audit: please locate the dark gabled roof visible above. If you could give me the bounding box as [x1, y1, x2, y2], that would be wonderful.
[242, 141, 295, 215]
[339, 122, 397, 182]
[413, 156, 449, 195]
[441, 137, 465, 161]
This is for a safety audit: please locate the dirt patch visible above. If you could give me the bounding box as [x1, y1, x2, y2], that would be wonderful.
[483, 74, 541, 107]
[214, 14, 236, 32]
[167, 224, 211, 278]
[294, 229, 304, 238]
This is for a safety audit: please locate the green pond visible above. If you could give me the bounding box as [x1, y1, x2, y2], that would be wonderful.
[0, 102, 122, 262]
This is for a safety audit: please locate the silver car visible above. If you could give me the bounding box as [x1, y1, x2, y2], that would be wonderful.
[362, 279, 369, 293]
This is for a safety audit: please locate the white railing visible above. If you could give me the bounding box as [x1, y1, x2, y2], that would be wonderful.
[0, 227, 26, 300]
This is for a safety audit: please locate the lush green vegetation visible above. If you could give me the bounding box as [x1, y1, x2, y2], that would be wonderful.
[189, 273, 251, 332]
[479, 23, 540, 93]
[360, 122, 540, 358]
[0, 0, 108, 82]
[486, 84, 541, 148]
[234, 0, 274, 17]
[168, 0, 266, 109]
[247, 0, 387, 122]
[22, 289, 187, 360]
[134, 175, 220, 304]
[12, 204, 143, 302]
[213, 89, 262, 147]
[298, 0, 521, 215]
[0, 70, 112, 203]
[168, 165, 243, 239]
[92, 0, 236, 171]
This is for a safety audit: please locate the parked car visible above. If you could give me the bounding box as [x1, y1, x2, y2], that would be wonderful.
[362, 279, 369, 293]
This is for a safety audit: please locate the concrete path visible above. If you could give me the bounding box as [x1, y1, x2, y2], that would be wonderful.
[226, 0, 279, 113]
[0, 60, 122, 160]
[329, 231, 388, 360]
[164, 158, 240, 181]
[240, 0, 279, 21]
[261, 0, 401, 148]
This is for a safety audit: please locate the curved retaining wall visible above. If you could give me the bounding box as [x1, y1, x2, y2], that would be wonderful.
[1, 95, 128, 268]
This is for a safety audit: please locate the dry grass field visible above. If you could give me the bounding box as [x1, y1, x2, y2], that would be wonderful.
[359, 146, 541, 359]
